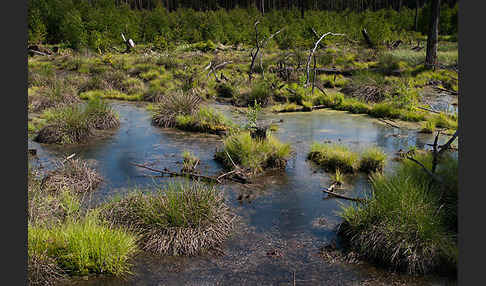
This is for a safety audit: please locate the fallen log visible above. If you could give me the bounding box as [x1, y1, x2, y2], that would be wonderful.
[269, 67, 354, 76]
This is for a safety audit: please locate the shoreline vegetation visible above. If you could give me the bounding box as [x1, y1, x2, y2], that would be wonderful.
[28, 159, 236, 284]
[28, 1, 458, 284]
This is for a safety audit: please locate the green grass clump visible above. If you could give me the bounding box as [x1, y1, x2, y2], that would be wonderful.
[34, 97, 119, 144]
[152, 90, 201, 128]
[359, 146, 387, 173]
[248, 80, 273, 106]
[181, 151, 200, 172]
[100, 182, 235, 255]
[80, 89, 143, 101]
[319, 74, 350, 88]
[174, 106, 233, 135]
[215, 131, 291, 175]
[28, 213, 138, 277]
[433, 112, 458, 130]
[340, 152, 458, 275]
[271, 103, 300, 113]
[215, 82, 237, 98]
[420, 120, 436, 133]
[308, 143, 359, 173]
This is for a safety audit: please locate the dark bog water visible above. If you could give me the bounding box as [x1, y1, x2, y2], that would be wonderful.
[29, 101, 455, 285]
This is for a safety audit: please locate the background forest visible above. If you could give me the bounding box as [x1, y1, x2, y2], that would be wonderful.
[28, 0, 458, 51]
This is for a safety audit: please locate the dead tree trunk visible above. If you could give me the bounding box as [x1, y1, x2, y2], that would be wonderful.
[249, 22, 283, 82]
[361, 28, 374, 49]
[425, 0, 441, 70]
[305, 30, 345, 87]
[414, 0, 420, 31]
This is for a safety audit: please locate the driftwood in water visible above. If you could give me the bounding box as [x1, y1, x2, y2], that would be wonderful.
[322, 189, 365, 203]
[377, 118, 401, 129]
[361, 28, 374, 49]
[131, 162, 222, 183]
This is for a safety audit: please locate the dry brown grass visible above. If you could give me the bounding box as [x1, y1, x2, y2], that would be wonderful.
[43, 158, 102, 194]
[28, 254, 66, 286]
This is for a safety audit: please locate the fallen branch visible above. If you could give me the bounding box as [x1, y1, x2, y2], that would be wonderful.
[417, 106, 441, 114]
[433, 86, 458, 95]
[322, 189, 365, 203]
[131, 162, 221, 183]
[28, 49, 49, 57]
[377, 118, 400, 129]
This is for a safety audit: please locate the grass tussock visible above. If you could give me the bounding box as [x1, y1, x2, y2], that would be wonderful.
[43, 158, 102, 194]
[181, 151, 200, 172]
[174, 106, 233, 135]
[28, 213, 138, 278]
[34, 97, 119, 144]
[100, 182, 235, 256]
[340, 152, 458, 275]
[152, 90, 202, 128]
[28, 164, 138, 284]
[359, 146, 387, 173]
[215, 131, 291, 175]
[308, 143, 359, 173]
[28, 78, 80, 113]
[80, 89, 143, 101]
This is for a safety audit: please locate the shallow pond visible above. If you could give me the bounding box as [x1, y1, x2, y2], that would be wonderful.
[29, 101, 455, 285]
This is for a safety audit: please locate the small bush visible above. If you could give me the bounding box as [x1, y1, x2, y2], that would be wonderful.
[359, 146, 387, 173]
[100, 181, 235, 256]
[248, 80, 273, 106]
[308, 143, 359, 173]
[215, 82, 237, 98]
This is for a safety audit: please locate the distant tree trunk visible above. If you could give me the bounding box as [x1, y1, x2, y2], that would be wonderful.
[414, 0, 420, 31]
[300, 0, 304, 19]
[261, 0, 264, 15]
[425, 0, 441, 69]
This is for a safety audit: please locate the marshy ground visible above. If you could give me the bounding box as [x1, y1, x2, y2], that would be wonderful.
[27, 38, 458, 285]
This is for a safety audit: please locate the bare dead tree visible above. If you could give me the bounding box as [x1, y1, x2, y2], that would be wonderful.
[405, 129, 458, 186]
[249, 21, 283, 82]
[305, 30, 345, 87]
